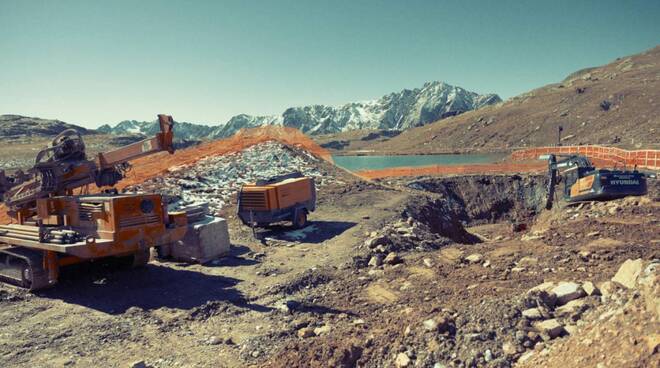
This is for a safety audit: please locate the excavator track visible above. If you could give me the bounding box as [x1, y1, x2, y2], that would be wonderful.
[0, 246, 52, 291]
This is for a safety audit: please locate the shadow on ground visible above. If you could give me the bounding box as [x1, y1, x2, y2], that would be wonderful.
[202, 244, 259, 267]
[257, 220, 357, 244]
[39, 261, 271, 315]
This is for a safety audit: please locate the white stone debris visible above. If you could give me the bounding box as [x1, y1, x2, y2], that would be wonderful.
[126, 141, 335, 215]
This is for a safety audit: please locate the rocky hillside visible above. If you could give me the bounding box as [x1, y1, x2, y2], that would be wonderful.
[97, 81, 500, 139]
[0, 115, 91, 139]
[365, 45, 660, 153]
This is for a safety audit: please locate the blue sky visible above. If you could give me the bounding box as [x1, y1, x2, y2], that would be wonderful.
[1, 0, 658, 127]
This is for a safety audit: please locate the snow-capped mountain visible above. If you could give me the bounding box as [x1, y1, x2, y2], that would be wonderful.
[99, 81, 500, 139]
[212, 81, 500, 138]
[98, 120, 215, 141]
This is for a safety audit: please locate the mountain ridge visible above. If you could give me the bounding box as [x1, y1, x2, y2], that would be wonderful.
[96, 81, 501, 140]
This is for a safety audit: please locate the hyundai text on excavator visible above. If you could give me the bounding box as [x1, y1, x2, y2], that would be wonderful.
[543, 153, 648, 209]
[0, 115, 193, 290]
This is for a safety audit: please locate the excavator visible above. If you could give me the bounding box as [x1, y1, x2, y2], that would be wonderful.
[0, 115, 193, 290]
[543, 153, 648, 209]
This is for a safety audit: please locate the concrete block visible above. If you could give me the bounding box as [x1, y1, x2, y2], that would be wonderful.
[171, 216, 230, 263]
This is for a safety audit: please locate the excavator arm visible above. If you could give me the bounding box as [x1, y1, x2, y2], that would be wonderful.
[95, 114, 175, 170]
[1, 114, 176, 216]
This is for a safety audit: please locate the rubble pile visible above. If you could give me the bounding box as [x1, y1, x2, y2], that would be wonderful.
[517, 258, 659, 367]
[125, 141, 338, 214]
[369, 258, 659, 368]
[355, 218, 453, 269]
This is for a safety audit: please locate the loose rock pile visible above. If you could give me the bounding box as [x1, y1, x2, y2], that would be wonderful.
[355, 218, 453, 269]
[514, 258, 659, 365]
[125, 141, 338, 214]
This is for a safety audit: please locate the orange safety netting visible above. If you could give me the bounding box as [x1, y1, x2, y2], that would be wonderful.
[511, 146, 660, 170]
[0, 126, 331, 224]
[118, 125, 332, 189]
[355, 161, 548, 179]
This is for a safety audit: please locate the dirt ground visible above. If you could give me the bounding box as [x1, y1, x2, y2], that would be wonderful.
[0, 167, 657, 367]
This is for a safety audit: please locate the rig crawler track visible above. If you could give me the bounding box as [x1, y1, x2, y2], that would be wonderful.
[0, 246, 52, 290]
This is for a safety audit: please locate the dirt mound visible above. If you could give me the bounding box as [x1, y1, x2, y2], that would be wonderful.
[358, 45, 660, 154]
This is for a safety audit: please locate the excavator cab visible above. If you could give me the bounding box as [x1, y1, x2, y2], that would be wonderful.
[542, 154, 647, 209]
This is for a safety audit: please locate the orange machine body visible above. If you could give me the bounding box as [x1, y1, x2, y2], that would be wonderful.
[238, 175, 316, 228]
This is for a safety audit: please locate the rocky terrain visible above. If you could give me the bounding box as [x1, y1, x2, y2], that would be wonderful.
[322, 45, 660, 154]
[0, 136, 656, 367]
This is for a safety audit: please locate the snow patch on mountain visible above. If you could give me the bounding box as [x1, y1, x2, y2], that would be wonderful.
[99, 81, 500, 140]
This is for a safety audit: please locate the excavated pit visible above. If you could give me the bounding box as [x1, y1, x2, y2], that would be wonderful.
[406, 174, 548, 225]
[391, 174, 549, 245]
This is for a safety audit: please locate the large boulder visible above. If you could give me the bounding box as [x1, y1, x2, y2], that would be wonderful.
[612, 258, 644, 289]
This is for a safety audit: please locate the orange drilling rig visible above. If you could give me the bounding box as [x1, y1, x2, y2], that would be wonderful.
[0, 114, 191, 290]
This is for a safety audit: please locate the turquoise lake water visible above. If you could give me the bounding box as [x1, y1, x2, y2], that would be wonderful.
[332, 153, 507, 171]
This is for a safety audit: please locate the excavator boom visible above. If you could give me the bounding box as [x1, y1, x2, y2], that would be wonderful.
[96, 114, 175, 169]
[0, 114, 176, 217]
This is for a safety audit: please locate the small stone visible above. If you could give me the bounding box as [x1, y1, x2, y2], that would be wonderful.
[483, 260, 491, 268]
[423, 258, 434, 267]
[365, 235, 389, 248]
[518, 256, 539, 267]
[555, 299, 588, 319]
[384, 252, 402, 265]
[522, 308, 543, 320]
[611, 258, 644, 289]
[582, 281, 600, 296]
[484, 349, 493, 362]
[395, 352, 411, 367]
[502, 342, 517, 356]
[423, 319, 439, 331]
[578, 251, 592, 261]
[525, 285, 558, 309]
[313, 324, 331, 336]
[465, 253, 484, 264]
[511, 267, 526, 273]
[207, 336, 222, 345]
[368, 254, 384, 267]
[587, 231, 600, 237]
[297, 327, 315, 338]
[552, 282, 586, 305]
[534, 319, 564, 340]
[130, 361, 147, 368]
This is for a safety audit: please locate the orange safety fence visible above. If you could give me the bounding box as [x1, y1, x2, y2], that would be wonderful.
[118, 125, 332, 190]
[511, 146, 660, 170]
[356, 161, 547, 180]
